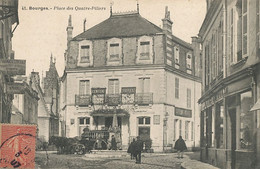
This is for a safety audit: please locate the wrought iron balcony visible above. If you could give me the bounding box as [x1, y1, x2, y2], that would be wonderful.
[75, 94, 91, 106]
[135, 93, 153, 105]
[106, 94, 121, 106]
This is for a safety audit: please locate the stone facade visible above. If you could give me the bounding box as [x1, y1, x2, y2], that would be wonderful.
[199, 0, 260, 168]
[11, 76, 39, 125]
[61, 6, 201, 152]
[0, 0, 20, 123]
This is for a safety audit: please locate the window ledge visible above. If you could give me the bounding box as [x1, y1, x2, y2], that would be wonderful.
[80, 61, 90, 63]
[108, 59, 120, 62]
[230, 56, 248, 68]
[235, 149, 254, 153]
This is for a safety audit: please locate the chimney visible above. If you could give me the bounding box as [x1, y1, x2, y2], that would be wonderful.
[162, 6, 173, 34]
[66, 15, 73, 47]
[191, 36, 202, 78]
[83, 18, 86, 32]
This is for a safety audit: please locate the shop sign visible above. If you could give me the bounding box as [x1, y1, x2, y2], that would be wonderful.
[0, 59, 26, 75]
[6, 83, 24, 94]
[175, 107, 192, 118]
[121, 87, 136, 94]
[91, 88, 106, 94]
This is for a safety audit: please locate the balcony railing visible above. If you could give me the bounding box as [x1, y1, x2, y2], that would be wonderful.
[75, 94, 91, 106]
[75, 92, 154, 106]
[135, 93, 153, 105]
[106, 94, 121, 106]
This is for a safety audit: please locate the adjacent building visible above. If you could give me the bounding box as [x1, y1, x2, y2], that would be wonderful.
[199, 0, 260, 168]
[60, 5, 202, 152]
[11, 76, 39, 124]
[31, 56, 60, 142]
[0, 0, 26, 123]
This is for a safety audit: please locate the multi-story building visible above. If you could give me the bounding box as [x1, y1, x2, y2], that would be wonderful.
[11, 76, 39, 124]
[60, 5, 202, 152]
[199, 0, 260, 168]
[0, 0, 25, 123]
[31, 56, 60, 142]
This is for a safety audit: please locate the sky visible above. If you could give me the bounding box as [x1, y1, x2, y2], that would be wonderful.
[12, 0, 206, 78]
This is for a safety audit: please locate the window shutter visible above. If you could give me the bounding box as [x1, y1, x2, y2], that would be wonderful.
[79, 81, 85, 95]
[85, 81, 90, 94]
[115, 80, 119, 94]
[144, 78, 150, 93]
[108, 80, 114, 94]
[138, 78, 144, 93]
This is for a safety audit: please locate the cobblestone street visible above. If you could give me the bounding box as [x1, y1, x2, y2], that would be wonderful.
[36, 152, 195, 169]
[99, 153, 185, 169]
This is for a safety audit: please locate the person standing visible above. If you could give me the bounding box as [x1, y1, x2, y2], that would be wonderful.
[133, 136, 143, 164]
[127, 138, 135, 159]
[174, 136, 187, 158]
[111, 135, 117, 150]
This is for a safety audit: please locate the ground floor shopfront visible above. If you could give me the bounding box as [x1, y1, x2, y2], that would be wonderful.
[62, 103, 199, 152]
[199, 66, 260, 169]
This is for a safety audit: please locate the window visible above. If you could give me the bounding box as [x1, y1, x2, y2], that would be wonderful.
[186, 54, 192, 69]
[140, 41, 150, 60]
[108, 79, 119, 94]
[107, 38, 122, 65]
[109, 43, 120, 60]
[230, 8, 234, 63]
[185, 121, 190, 140]
[175, 77, 179, 99]
[79, 80, 90, 95]
[78, 40, 93, 66]
[212, 34, 216, 78]
[138, 117, 151, 125]
[136, 36, 153, 64]
[239, 91, 254, 149]
[138, 77, 150, 93]
[242, 0, 248, 56]
[179, 120, 182, 137]
[78, 117, 90, 136]
[80, 45, 90, 63]
[218, 21, 223, 73]
[216, 102, 224, 148]
[174, 47, 180, 64]
[187, 88, 191, 108]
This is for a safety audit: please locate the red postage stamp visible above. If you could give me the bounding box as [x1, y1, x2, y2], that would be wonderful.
[0, 124, 37, 169]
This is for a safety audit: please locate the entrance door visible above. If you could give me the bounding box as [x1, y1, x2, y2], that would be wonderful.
[138, 127, 150, 141]
[105, 117, 113, 129]
[229, 108, 236, 169]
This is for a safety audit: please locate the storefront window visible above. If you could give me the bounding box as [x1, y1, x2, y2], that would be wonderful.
[240, 91, 254, 149]
[216, 102, 224, 148]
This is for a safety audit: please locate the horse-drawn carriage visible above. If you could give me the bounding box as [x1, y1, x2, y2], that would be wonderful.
[70, 127, 111, 154]
[49, 127, 121, 155]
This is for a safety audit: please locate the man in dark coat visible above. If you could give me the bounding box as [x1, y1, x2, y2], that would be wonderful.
[127, 138, 135, 159]
[111, 135, 117, 150]
[133, 136, 143, 164]
[174, 136, 187, 158]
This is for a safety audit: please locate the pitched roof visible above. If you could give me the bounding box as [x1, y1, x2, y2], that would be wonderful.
[73, 13, 163, 40]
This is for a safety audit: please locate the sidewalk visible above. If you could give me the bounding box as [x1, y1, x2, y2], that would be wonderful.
[181, 152, 220, 169]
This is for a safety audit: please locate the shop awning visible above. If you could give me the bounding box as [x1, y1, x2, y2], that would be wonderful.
[90, 109, 129, 117]
[250, 99, 260, 111]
